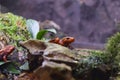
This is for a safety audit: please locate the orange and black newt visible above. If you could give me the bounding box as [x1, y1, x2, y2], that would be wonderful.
[49, 37, 75, 47]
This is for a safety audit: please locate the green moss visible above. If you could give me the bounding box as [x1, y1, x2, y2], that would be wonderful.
[73, 32, 120, 76]
[105, 32, 120, 68]
[0, 13, 30, 46]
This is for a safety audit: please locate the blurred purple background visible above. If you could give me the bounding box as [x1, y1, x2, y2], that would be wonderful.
[1, 0, 120, 49]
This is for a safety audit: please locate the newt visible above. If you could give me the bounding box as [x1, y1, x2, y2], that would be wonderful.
[49, 37, 75, 47]
[0, 45, 15, 62]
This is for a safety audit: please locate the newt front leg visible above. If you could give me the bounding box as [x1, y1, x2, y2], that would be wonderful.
[3, 55, 7, 62]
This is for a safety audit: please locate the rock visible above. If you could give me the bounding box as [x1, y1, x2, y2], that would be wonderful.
[19, 39, 78, 80]
[33, 60, 74, 80]
[40, 20, 61, 30]
[17, 60, 74, 80]
[16, 72, 39, 80]
[20, 40, 79, 71]
[19, 40, 46, 55]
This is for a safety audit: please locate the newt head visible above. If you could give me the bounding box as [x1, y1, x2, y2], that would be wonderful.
[61, 37, 75, 44]
[4, 45, 15, 54]
[0, 45, 15, 62]
[59, 37, 75, 47]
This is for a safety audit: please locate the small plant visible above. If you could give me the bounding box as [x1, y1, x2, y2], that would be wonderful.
[105, 32, 120, 69]
[26, 19, 57, 41]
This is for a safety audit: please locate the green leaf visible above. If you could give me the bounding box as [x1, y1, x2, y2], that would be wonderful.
[5, 63, 20, 74]
[0, 61, 10, 66]
[20, 61, 29, 70]
[0, 62, 20, 74]
[36, 30, 48, 40]
[26, 19, 40, 39]
[0, 62, 6, 66]
[46, 28, 57, 34]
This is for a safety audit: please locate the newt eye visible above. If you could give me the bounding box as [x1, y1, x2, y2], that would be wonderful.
[66, 37, 70, 40]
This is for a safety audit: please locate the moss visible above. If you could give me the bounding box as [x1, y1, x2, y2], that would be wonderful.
[0, 13, 30, 46]
[105, 32, 120, 69]
[73, 32, 120, 78]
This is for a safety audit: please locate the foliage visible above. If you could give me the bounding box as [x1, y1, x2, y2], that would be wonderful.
[26, 19, 40, 39]
[73, 32, 120, 78]
[0, 13, 58, 43]
[3, 63, 20, 74]
[0, 13, 30, 46]
[0, 61, 10, 66]
[20, 61, 29, 70]
[0, 62, 20, 74]
[0, 13, 31, 76]
[105, 32, 120, 69]
[26, 19, 57, 41]
[73, 50, 105, 76]
[36, 29, 48, 40]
